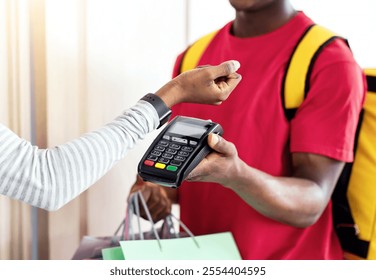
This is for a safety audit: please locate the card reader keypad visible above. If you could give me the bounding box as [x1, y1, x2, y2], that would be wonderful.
[144, 138, 197, 172]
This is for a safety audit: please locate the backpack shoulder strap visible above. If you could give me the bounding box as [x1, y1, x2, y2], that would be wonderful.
[365, 69, 376, 93]
[282, 24, 343, 120]
[363, 69, 376, 120]
[179, 30, 219, 74]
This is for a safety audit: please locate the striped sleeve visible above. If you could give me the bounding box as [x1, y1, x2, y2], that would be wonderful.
[0, 100, 159, 210]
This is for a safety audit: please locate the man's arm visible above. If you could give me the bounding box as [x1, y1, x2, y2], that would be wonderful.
[187, 134, 345, 228]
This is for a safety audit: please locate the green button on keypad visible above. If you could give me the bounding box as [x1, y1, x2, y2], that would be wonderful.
[166, 165, 178, 172]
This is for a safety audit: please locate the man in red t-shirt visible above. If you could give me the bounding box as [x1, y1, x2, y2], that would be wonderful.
[130, 0, 366, 259]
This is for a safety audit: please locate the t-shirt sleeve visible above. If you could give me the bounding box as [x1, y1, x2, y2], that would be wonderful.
[290, 39, 366, 162]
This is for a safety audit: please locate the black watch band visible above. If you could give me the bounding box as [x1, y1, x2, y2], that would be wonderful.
[141, 93, 172, 129]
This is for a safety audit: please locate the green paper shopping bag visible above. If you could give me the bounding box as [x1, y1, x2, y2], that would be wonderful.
[108, 191, 241, 260]
[120, 231, 241, 260]
[102, 246, 125, 260]
[101, 191, 192, 260]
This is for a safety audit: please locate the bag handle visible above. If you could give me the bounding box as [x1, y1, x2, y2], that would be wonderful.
[105, 219, 126, 245]
[125, 193, 142, 240]
[124, 192, 162, 249]
[167, 213, 200, 249]
[125, 191, 200, 250]
[126, 194, 137, 240]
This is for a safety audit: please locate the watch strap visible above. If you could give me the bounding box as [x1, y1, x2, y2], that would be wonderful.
[141, 93, 172, 129]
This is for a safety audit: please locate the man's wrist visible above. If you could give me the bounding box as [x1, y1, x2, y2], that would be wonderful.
[140, 93, 172, 129]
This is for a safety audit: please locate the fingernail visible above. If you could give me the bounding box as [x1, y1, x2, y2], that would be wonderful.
[231, 60, 240, 72]
[211, 134, 219, 146]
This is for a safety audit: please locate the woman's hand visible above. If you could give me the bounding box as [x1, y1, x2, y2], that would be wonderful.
[156, 60, 241, 108]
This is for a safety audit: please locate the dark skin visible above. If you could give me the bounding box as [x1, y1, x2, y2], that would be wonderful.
[130, 0, 346, 227]
[230, 0, 297, 38]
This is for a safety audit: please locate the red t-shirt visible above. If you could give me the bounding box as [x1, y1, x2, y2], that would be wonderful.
[171, 12, 366, 259]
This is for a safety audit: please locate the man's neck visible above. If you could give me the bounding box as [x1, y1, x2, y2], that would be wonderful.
[231, 1, 297, 38]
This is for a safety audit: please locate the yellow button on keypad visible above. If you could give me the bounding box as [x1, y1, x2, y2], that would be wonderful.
[155, 163, 166, 169]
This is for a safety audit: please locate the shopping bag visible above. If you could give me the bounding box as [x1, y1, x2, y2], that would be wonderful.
[124, 192, 189, 242]
[100, 191, 189, 260]
[71, 220, 124, 260]
[73, 190, 185, 260]
[116, 191, 242, 260]
[120, 231, 241, 260]
[102, 246, 125, 260]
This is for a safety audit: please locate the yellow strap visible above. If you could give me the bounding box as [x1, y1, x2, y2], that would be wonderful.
[365, 68, 376, 77]
[180, 30, 219, 73]
[365, 68, 376, 94]
[284, 25, 338, 109]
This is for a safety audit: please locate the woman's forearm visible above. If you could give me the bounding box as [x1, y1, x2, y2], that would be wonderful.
[0, 101, 158, 211]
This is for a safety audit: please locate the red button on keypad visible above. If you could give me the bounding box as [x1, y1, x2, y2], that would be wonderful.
[144, 160, 155, 166]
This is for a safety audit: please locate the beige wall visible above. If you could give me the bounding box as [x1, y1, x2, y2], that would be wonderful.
[0, 0, 32, 260]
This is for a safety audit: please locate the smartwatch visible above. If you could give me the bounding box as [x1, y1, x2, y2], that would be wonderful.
[141, 93, 172, 129]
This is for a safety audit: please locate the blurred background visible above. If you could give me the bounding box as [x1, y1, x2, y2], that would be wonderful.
[0, 0, 375, 260]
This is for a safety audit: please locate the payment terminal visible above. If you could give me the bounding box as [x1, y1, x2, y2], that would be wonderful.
[138, 116, 223, 188]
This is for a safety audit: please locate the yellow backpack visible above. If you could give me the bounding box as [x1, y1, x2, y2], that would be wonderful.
[180, 25, 376, 260]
